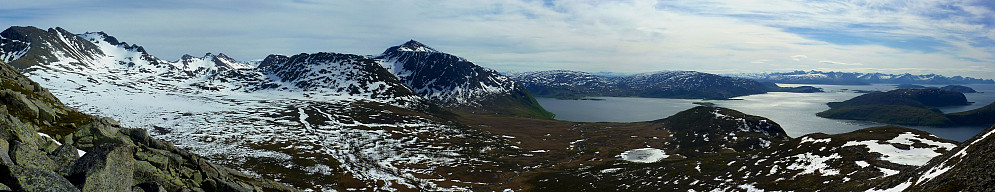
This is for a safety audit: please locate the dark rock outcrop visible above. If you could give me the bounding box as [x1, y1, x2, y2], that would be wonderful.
[817, 88, 968, 126]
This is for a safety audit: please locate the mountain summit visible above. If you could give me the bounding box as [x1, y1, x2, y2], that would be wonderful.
[377, 40, 552, 118]
[391, 40, 439, 53]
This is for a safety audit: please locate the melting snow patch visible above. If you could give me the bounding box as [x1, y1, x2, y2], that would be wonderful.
[601, 168, 623, 173]
[843, 132, 955, 166]
[618, 148, 668, 163]
[867, 181, 912, 192]
[784, 152, 841, 176]
[878, 167, 900, 177]
[37, 132, 61, 146]
[855, 161, 870, 168]
[800, 136, 831, 144]
[737, 184, 765, 192]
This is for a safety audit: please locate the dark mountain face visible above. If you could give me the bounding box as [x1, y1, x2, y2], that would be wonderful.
[377, 40, 552, 118]
[512, 70, 769, 99]
[818, 88, 969, 126]
[1, 26, 104, 70]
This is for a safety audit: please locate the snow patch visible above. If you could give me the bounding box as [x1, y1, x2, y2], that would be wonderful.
[618, 148, 669, 163]
[843, 132, 955, 166]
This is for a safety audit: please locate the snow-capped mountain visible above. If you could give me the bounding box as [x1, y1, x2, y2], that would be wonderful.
[258, 52, 424, 104]
[734, 70, 995, 85]
[511, 70, 769, 99]
[377, 40, 551, 118]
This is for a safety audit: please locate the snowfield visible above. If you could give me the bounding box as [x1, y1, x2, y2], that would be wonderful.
[619, 148, 669, 163]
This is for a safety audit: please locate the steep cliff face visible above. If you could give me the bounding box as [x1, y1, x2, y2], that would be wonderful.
[0, 60, 295, 191]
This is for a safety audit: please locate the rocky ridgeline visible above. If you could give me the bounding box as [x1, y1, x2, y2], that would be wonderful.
[0, 60, 294, 191]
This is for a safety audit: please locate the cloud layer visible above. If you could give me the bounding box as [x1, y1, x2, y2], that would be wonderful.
[1, 0, 993, 78]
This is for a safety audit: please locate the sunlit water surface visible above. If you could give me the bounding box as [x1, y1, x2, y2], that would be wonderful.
[537, 84, 995, 141]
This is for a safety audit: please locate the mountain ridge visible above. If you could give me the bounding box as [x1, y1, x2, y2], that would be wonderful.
[733, 70, 995, 85]
[511, 70, 814, 100]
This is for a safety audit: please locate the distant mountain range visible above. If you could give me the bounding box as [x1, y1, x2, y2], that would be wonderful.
[731, 70, 995, 85]
[511, 70, 818, 100]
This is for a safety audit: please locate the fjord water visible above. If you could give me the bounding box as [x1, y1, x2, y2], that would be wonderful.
[536, 84, 995, 141]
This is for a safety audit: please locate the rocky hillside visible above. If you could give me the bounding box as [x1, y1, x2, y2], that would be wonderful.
[0, 60, 294, 191]
[869, 124, 995, 191]
[651, 106, 789, 157]
[511, 70, 811, 100]
[377, 40, 552, 118]
[530, 124, 959, 191]
[817, 88, 970, 126]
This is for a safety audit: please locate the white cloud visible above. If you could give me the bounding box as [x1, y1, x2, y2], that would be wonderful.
[820, 60, 863, 66]
[791, 55, 808, 61]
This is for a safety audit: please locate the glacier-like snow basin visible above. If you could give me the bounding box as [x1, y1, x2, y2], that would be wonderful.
[619, 148, 669, 163]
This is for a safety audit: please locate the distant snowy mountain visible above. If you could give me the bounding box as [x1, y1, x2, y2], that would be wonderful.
[511, 70, 769, 99]
[733, 70, 995, 85]
[377, 40, 552, 118]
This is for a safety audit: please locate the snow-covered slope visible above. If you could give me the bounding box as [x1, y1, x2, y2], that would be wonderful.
[377, 40, 516, 106]
[257, 52, 424, 105]
[0, 26, 516, 191]
[377, 40, 551, 118]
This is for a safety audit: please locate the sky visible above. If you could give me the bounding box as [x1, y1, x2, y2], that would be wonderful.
[2, 0, 995, 78]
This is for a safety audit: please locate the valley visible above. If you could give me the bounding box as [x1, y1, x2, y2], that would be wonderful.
[2, 26, 995, 192]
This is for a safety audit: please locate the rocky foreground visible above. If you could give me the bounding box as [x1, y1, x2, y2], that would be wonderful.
[0, 60, 295, 191]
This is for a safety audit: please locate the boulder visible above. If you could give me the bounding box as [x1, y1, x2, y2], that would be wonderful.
[10, 166, 79, 192]
[0, 139, 13, 166]
[9, 141, 58, 171]
[69, 145, 136, 192]
[0, 90, 38, 119]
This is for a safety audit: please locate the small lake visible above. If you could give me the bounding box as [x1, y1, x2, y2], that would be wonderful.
[536, 84, 995, 142]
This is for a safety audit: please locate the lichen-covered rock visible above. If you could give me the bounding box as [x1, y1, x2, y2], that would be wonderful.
[9, 166, 79, 192]
[10, 141, 58, 171]
[0, 90, 38, 118]
[69, 145, 136, 192]
[72, 120, 133, 150]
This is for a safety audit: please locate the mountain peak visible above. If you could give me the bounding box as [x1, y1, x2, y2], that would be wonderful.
[395, 40, 438, 52]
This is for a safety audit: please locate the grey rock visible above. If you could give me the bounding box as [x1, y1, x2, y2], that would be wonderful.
[0, 90, 38, 119]
[10, 166, 80, 192]
[133, 160, 183, 190]
[10, 141, 57, 171]
[0, 139, 13, 166]
[69, 145, 136, 192]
